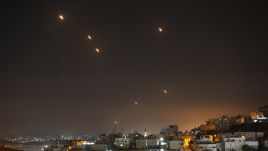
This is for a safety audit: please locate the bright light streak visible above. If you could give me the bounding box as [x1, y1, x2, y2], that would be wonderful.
[158, 27, 163, 32]
[134, 101, 138, 105]
[87, 35, 92, 40]
[84, 142, 95, 145]
[95, 48, 100, 53]
[160, 142, 167, 145]
[163, 89, 167, 94]
[59, 15, 64, 21]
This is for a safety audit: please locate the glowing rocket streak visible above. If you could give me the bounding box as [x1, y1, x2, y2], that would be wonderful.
[158, 27, 163, 32]
[163, 89, 168, 94]
[95, 48, 100, 53]
[87, 35, 92, 40]
[59, 15, 64, 21]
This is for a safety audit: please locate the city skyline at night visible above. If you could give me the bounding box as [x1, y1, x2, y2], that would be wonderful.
[1, 0, 268, 136]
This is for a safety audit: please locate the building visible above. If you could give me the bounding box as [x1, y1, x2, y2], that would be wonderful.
[135, 139, 147, 149]
[217, 115, 230, 131]
[258, 105, 268, 117]
[191, 135, 219, 151]
[264, 140, 268, 148]
[128, 131, 144, 148]
[221, 136, 245, 151]
[249, 111, 268, 123]
[244, 141, 258, 150]
[135, 138, 159, 149]
[221, 136, 258, 151]
[182, 133, 196, 148]
[192, 141, 218, 151]
[229, 115, 247, 126]
[199, 123, 216, 133]
[234, 132, 264, 141]
[167, 140, 183, 150]
[114, 138, 130, 149]
[73, 140, 88, 147]
[96, 133, 123, 145]
[200, 115, 230, 133]
[160, 124, 179, 137]
[250, 111, 267, 120]
[97, 134, 110, 144]
[91, 144, 110, 150]
[190, 128, 201, 136]
[208, 116, 230, 131]
[200, 135, 213, 142]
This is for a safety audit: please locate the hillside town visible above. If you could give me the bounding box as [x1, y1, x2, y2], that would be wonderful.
[1, 105, 268, 151]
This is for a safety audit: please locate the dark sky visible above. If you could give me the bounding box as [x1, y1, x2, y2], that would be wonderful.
[0, 0, 268, 135]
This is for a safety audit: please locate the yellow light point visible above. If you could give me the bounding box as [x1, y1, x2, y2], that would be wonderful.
[59, 14, 64, 21]
[158, 27, 163, 32]
[183, 137, 191, 148]
[95, 48, 100, 53]
[87, 35, 92, 40]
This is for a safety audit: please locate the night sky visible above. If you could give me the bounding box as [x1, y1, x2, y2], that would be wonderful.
[0, 0, 268, 135]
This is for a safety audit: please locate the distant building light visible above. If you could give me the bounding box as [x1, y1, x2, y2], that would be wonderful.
[160, 142, 167, 145]
[85, 142, 95, 145]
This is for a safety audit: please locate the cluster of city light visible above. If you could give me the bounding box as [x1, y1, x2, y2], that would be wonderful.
[4, 136, 46, 143]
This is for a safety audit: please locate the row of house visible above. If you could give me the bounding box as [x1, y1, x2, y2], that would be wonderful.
[43, 125, 268, 151]
[91, 124, 265, 151]
[192, 135, 259, 151]
[43, 106, 268, 151]
[199, 111, 268, 134]
[91, 136, 182, 150]
[90, 133, 261, 151]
